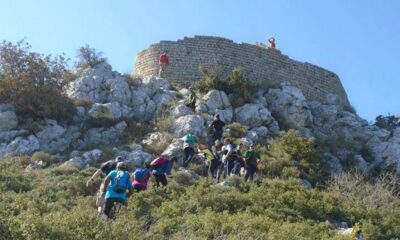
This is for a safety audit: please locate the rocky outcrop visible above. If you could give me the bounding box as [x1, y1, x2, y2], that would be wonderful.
[265, 83, 313, 130]
[0, 104, 18, 131]
[173, 115, 207, 139]
[234, 104, 276, 129]
[198, 90, 231, 115]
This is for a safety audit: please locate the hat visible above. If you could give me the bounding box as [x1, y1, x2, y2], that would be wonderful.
[115, 156, 123, 162]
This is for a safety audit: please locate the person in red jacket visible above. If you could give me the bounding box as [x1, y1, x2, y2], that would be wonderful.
[268, 37, 276, 49]
[158, 52, 169, 77]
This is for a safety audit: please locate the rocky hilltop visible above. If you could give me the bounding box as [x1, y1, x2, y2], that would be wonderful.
[0, 60, 399, 176]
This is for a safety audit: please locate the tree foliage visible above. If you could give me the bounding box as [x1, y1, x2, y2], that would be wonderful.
[0, 40, 75, 122]
[76, 44, 107, 68]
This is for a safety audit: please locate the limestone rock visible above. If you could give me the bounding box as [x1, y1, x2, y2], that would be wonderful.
[142, 76, 170, 96]
[215, 108, 233, 123]
[25, 160, 47, 171]
[171, 104, 193, 118]
[83, 121, 127, 146]
[0, 130, 28, 143]
[88, 102, 130, 120]
[64, 149, 102, 168]
[162, 138, 185, 162]
[113, 144, 152, 167]
[234, 104, 275, 128]
[142, 132, 170, 150]
[200, 90, 231, 114]
[35, 120, 71, 153]
[172, 115, 206, 139]
[152, 91, 176, 113]
[0, 104, 17, 131]
[245, 126, 269, 145]
[265, 84, 313, 130]
[0, 135, 40, 157]
[131, 86, 156, 121]
[106, 76, 132, 105]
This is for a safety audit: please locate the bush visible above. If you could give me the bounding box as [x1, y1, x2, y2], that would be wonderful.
[225, 122, 248, 139]
[0, 40, 75, 122]
[76, 44, 107, 68]
[194, 67, 255, 107]
[31, 151, 56, 166]
[374, 114, 400, 132]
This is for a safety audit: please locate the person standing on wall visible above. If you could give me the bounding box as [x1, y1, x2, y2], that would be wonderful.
[158, 52, 169, 77]
[208, 114, 225, 144]
[268, 37, 276, 49]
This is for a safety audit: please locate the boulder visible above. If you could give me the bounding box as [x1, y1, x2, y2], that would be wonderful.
[88, 102, 130, 120]
[245, 126, 269, 145]
[0, 130, 28, 143]
[162, 138, 185, 162]
[64, 149, 102, 168]
[35, 120, 71, 153]
[105, 76, 132, 105]
[171, 104, 193, 118]
[0, 135, 40, 157]
[152, 91, 176, 112]
[131, 86, 156, 121]
[353, 155, 369, 173]
[0, 104, 17, 131]
[234, 104, 275, 128]
[113, 144, 152, 167]
[25, 160, 47, 171]
[83, 121, 127, 146]
[172, 115, 206, 139]
[142, 76, 170, 96]
[200, 90, 231, 114]
[215, 109, 233, 123]
[265, 84, 313, 130]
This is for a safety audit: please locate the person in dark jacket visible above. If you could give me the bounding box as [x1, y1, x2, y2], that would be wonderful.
[208, 114, 225, 143]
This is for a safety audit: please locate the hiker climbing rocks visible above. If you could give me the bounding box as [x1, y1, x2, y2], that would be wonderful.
[268, 37, 276, 49]
[198, 144, 220, 179]
[86, 156, 124, 214]
[100, 162, 132, 218]
[132, 161, 155, 192]
[232, 142, 245, 176]
[182, 133, 198, 167]
[158, 52, 169, 77]
[186, 87, 197, 111]
[208, 114, 225, 143]
[151, 156, 177, 187]
[244, 144, 260, 181]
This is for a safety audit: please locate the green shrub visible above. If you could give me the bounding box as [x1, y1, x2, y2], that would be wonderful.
[225, 122, 248, 139]
[31, 151, 56, 166]
[194, 67, 255, 107]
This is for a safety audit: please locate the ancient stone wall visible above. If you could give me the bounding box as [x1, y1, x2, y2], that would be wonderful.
[134, 36, 350, 105]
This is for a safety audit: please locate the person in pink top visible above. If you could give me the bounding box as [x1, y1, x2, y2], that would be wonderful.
[132, 162, 155, 192]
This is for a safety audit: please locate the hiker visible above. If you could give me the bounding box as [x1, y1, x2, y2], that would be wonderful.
[208, 114, 225, 143]
[132, 162, 155, 192]
[151, 156, 177, 187]
[198, 144, 220, 179]
[158, 52, 169, 77]
[223, 138, 237, 177]
[268, 37, 276, 49]
[86, 156, 124, 214]
[232, 142, 246, 176]
[100, 162, 132, 218]
[244, 144, 260, 181]
[186, 87, 197, 111]
[181, 133, 197, 167]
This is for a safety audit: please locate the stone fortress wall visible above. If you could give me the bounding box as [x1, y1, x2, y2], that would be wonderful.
[134, 36, 350, 105]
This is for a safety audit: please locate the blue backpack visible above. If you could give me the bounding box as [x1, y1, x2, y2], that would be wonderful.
[112, 171, 129, 194]
[134, 168, 148, 180]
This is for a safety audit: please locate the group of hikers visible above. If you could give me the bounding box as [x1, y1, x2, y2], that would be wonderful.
[86, 114, 260, 219]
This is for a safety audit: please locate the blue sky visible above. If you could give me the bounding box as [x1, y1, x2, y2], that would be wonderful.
[1, 0, 399, 121]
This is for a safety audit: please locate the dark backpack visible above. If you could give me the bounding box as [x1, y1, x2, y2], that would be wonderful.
[112, 171, 129, 194]
[134, 168, 148, 180]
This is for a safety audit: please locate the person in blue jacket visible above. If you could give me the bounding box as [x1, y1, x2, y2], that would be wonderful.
[100, 162, 132, 218]
[151, 156, 177, 187]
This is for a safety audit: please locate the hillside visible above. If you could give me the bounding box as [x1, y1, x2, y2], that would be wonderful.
[0, 40, 399, 239]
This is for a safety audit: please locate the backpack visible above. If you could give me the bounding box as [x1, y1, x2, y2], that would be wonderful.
[112, 171, 129, 194]
[183, 134, 196, 143]
[134, 168, 148, 180]
[151, 156, 169, 167]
